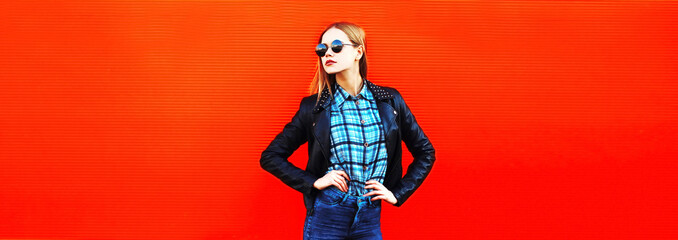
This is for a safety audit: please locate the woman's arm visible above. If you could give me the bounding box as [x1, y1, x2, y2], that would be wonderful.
[391, 89, 436, 207]
[260, 99, 318, 196]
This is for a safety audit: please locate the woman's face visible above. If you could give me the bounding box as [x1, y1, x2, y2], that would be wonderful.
[319, 28, 362, 74]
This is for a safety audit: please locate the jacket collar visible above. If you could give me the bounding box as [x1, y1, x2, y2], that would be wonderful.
[312, 78, 393, 113]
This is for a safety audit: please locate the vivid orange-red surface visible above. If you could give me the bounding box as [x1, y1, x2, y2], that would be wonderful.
[1, 1, 677, 239]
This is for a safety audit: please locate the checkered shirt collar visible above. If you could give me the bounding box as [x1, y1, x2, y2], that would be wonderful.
[312, 78, 394, 113]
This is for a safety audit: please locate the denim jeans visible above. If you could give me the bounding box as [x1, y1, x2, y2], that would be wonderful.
[303, 186, 382, 240]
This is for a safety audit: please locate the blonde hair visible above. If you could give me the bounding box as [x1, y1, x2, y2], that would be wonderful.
[309, 22, 368, 103]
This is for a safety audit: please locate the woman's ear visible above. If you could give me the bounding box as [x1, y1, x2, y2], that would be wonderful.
[355, 46, 364, 61]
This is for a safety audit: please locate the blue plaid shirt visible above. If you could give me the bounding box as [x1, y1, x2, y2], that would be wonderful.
[327, 80, 389, 196]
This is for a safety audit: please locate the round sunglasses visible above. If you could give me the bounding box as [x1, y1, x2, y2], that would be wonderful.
[315, 39, 361, 57]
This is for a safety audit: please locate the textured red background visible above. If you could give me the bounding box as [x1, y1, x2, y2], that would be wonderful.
[1, 1, 677, 239]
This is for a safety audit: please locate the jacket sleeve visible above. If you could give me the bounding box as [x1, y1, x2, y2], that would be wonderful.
[390, 89, 436, 207]
[260, 98, 319, 196]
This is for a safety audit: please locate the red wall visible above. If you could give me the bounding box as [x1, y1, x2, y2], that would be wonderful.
[1, 1, 677, 239]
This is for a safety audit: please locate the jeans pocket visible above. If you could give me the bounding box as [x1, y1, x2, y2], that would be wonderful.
[316, 189, 342, 205]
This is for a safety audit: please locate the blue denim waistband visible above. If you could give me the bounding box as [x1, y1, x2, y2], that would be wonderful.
[321, 186, 381, 208]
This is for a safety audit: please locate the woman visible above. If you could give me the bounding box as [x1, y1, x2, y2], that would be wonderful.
[260, 21, 436, 240]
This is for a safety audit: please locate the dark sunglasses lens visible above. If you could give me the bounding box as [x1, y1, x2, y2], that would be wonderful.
[315, 43, 328, 57]
[331, 39, 344, 53]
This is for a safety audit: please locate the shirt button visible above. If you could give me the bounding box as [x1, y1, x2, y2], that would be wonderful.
[355, 100, 360, 106]
[364, 143, 369, 147]
[360, 120, 365, 124]
[363, 166, 368, 170]
[393, 110, 397, 114]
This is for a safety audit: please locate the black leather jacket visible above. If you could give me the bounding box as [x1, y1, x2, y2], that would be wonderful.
[260, 78, 436, 215]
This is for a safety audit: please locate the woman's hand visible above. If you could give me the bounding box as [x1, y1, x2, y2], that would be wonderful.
[363, 180, 398, 205]
[313, 170, 351, 192]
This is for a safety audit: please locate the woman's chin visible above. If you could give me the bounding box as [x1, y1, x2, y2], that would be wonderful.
[324, 66, 342, 74]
